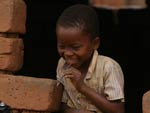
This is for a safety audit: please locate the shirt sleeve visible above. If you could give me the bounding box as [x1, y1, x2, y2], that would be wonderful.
[56, 58, 68, 103]
[104, 59, 125, 102]
[61, 90, 68, 103]
[56, 58, 65, 84]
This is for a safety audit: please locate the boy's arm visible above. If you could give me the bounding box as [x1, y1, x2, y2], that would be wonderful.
[57, 81, 124, 113]
[53, 82, 64, 112]
[78, 83, 125, 113]
[63, 65, 124, 113]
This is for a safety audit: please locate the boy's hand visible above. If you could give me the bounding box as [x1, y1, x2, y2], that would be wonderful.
[63, 66, 85, 91]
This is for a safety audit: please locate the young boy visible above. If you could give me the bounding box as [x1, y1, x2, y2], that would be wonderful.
[56, 4, 125, 113]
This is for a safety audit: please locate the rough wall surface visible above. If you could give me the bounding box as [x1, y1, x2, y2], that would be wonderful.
[0, 0, 26, 34]
[0, 74, 63, 112]
[0, 36, 24, 71]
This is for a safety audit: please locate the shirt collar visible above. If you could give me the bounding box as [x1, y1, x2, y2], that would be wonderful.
[85, 50, 99, 79]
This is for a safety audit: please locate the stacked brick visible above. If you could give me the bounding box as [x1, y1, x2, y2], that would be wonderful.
[0, 0, 62, 112]
[0, 0, 26, 73]
[0, 35, 24, 72]
[0, 74, 63, 113]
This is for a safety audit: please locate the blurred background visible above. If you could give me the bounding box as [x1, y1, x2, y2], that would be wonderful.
[16, 0, 150, 113]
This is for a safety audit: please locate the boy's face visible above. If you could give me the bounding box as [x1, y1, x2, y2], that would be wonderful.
[57, 27, 99, 69]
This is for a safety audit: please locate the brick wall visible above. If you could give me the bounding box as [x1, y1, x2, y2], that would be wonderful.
[0, 0, 62, 112]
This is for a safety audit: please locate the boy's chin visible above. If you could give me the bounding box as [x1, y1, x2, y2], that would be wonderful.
[66, 62, 80, 69]
[65, 61, 75, 66]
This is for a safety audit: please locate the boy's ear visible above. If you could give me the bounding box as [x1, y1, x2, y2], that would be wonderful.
[93, 37, 100, 50]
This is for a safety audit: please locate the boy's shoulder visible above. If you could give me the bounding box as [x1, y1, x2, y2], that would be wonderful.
[97, 54, 121, 68]
[98, 54, 118, 63]
[96, 55, 123, 75]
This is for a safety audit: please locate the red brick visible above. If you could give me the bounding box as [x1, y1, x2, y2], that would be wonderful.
[0, 37, 23, 71]
[0, 37, 23, 54]
[0, 74, 63, 112]
[0, 51, 24, 71]
[142, 91, 150, 113]
[0, 0, 26, 34]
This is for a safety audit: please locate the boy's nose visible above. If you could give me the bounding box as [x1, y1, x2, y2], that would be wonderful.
[64, 49, 74, 57]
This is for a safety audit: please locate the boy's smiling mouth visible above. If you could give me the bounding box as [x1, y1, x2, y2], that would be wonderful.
[65, 58, 79, 67]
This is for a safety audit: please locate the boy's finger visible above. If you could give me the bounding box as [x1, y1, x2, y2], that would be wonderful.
[65, 74, 74, 78]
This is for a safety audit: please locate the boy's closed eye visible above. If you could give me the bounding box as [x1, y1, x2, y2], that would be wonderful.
[71, 45, 82, 50]
[58, 44, 82, 51]
[58, 44, 65, 49]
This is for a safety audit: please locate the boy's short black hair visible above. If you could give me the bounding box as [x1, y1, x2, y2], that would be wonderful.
[56, 4, 99, 39]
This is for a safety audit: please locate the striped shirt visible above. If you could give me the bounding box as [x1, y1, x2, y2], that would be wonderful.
[57, 50, 125, 113]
